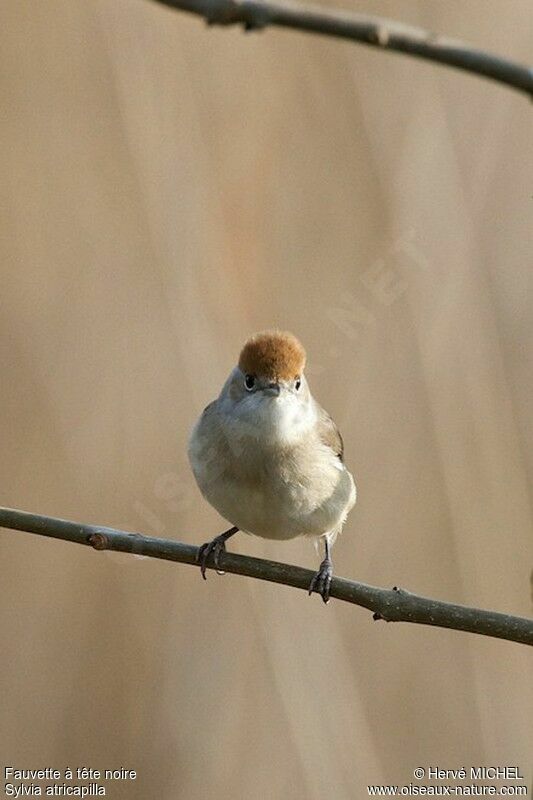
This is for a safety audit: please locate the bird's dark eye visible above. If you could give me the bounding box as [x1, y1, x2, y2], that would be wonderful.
[244, 374, 256, 391]
[295, 377, 301, 391]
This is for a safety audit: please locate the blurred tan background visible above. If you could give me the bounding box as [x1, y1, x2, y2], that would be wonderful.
[1, 0, 532, 797]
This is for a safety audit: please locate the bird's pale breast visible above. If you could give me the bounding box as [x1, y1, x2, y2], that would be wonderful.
[188, 402, 356, 540]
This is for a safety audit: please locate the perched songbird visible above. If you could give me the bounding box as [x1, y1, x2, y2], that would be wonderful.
[188, 330, 356, 602]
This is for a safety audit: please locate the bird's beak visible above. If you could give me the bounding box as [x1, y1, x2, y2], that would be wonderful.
[263, 382, 281, 397]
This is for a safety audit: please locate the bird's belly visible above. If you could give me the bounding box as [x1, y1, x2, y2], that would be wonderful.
[198, 459, 355, 541]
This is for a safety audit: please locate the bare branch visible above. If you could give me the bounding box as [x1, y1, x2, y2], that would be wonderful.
[1, 506, 532, 646]
[150, 0, 533, 99]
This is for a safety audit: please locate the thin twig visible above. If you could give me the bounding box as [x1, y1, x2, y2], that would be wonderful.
[150, 0, 533, 99]
[1, 506, 532, 646]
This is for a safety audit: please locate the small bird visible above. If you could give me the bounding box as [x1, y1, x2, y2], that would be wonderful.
[188, 330, 356, 602]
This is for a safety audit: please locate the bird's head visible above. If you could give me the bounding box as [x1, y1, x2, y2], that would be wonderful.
[218, 330, 316, 442]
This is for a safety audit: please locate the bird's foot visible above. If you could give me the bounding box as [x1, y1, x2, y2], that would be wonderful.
[197, 527, 238, 580]
[308, 557, 333, 604]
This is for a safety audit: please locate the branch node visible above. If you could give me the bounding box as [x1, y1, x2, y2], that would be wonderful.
[374, 26, 390, 47]
[88, 532, 109, 550]
[392, 585, 407, 595]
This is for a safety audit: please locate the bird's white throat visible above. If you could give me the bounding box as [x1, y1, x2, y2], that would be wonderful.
[219, 389, 317, 446]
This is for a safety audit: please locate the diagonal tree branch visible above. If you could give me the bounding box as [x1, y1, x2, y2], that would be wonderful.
[1, 506, 532, 646]
[150, 0, 533, 99]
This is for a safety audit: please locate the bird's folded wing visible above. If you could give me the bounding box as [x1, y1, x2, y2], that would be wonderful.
[316, 406, 344, 462]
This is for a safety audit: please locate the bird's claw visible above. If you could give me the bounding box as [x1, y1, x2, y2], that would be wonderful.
[308, 557, 333, 604]
[197, 535, 228, 579]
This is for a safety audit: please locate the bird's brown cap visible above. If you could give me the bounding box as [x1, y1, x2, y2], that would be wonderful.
[238, 330, 306, 381]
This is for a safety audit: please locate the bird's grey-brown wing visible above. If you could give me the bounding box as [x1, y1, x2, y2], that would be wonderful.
[316, 405, 344, 462]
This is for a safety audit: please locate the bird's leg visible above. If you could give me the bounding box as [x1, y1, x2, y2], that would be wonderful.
[197, 526, 239, 580]
[308, 536, 333, 604]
